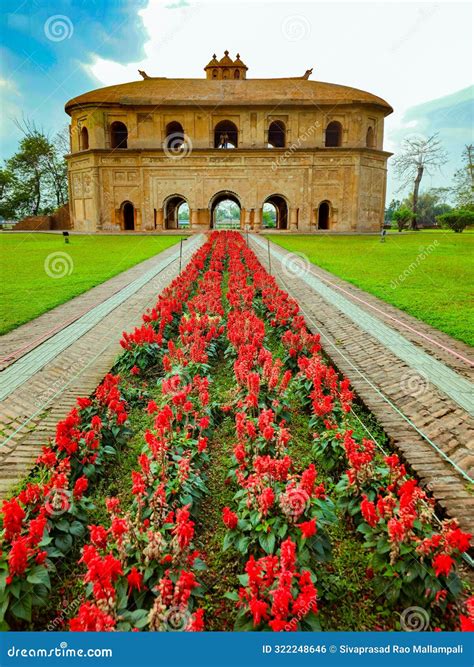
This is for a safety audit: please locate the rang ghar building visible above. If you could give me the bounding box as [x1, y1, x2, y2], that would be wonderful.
[65, 52, 393, 233]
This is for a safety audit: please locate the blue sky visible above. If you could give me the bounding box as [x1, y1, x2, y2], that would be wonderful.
[1, 0, 147, 152]
[1, 1, 472, 198]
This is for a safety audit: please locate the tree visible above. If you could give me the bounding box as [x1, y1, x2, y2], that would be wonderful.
[437, 209, 474, 233]
[392, 206, 414, 232]
[392, 133, 448, 230]
[0, 119, 69, 219]
[451, 145, 474, 210]
[402, 189, 451, 227]
[46, 128, 69, 208]
[384, 198, 402, 225]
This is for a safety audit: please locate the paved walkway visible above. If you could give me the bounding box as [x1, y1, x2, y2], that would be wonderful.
[0, 235, 204, 498]
[250, 234, 474, 534]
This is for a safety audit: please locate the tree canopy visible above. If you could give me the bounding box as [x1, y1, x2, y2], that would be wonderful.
[0, 120, 68, 220]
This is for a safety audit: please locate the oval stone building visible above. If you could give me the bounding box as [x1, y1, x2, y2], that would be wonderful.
[65, 52, 393, 233]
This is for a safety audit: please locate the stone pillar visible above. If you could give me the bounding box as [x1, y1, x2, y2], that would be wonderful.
[243, 208, 253, 230]
[155, 208, 164, 231]
[135, 208, 142, 231]
[289, 208, 298, 231]
[197, 208, 211, 230]
[239, 208, 244, 230]
[253, 208, 262, 232]
[190, 208, 199, 230]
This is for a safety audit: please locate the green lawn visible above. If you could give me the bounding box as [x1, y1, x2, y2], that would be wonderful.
[266, 231, 474, 347]
[0, 234, 184, 334]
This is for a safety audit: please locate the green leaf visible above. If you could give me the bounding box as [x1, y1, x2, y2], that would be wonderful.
[233, 611, 254, 632]
[0, 571, 7, 596]
[69, 521, 85, 537]
[446, 572, 462, 597]
[237, 574, 249, 587]
[11, 595, 32, 622]
[224, 591, 239, 601]
[128, 609, 149, 626]
[222, 532, 234, 552]
[258, 532, 275, 554]
[54, 519, 70, 532]
[237, 535, 250, 553]
[0, 593, 10, 622]
[55, 533, 73, 553]
[26, 566, 51, 589]
[303, 610, 321, 631]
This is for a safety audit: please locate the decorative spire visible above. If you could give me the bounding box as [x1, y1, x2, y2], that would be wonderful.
[204, 51, 248, 79]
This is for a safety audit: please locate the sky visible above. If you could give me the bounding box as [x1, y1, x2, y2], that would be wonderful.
[1, 0, 473, 198]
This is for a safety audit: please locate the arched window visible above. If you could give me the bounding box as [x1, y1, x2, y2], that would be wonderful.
[366, 126, 375, 148]
[80, 126, 89, 150]
[268, 121, 286, 148]
[325, 121, 342, 147]
[165, 121, 185, 151]
[214, 120, 238, 148]
[111, 121, 128, 149]
[212, 69, 218, 79]
[318, 201, 330, 230]
[234, 70, 240, 79]
[222, 68, 230, 79]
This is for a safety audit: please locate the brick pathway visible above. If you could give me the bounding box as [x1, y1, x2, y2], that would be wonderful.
[250, 234, 474, 534]
[0, 236, 205, 499]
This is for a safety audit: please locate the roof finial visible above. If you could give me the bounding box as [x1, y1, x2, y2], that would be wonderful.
[212, 53, 216, 59]
[236, 53, 240, 59]
[224, 50, 229, 56]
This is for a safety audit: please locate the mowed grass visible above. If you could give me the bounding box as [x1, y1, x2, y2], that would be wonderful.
[0, 233, 184, 334]
[266, 231, 474, 346]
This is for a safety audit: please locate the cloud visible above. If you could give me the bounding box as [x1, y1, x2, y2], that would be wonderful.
[85, 1, 201, 85]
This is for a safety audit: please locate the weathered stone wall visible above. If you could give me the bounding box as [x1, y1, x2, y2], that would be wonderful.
[67, 102, 390, 233]
[14, 204, 71, 231]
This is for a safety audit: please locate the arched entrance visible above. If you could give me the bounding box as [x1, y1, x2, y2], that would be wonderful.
[209, 191, 241, 229]
[122, 201, 134, 230]
[164, 194, 188, 229]
[318, 201, 330, 230]
[263, 195, 288, 230]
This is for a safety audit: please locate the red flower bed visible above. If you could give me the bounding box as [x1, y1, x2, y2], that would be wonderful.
[1, 231, 471, 632]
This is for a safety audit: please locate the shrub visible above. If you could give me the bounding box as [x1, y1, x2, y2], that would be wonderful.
[392, 206, 415, 232]
[437, 208, 474, 233]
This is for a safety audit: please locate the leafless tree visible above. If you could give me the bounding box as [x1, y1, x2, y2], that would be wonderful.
[393, 133, 448, 229]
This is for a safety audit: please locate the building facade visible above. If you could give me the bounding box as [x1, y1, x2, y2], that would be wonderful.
[65, 53, 393, 233]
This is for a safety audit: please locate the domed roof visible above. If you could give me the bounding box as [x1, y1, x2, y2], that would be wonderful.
[205, 54, 219, 68]
[65, 76, 392, 115]
[218, 50, 234, 65]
